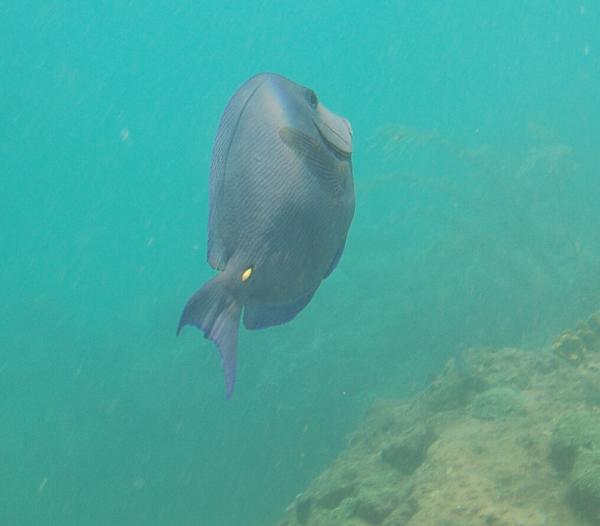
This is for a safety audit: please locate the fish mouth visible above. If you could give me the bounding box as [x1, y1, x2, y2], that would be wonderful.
[313, 104, 352, 156]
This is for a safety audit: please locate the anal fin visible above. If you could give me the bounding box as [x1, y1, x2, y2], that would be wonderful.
[243, 290, 316, 330]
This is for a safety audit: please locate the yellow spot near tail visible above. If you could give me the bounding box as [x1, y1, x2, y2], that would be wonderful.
[241, 267, 253, 282]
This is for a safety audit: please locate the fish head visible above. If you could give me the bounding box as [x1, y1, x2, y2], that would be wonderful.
[311, 97, 353, 157]
[262, 74, 352, 157]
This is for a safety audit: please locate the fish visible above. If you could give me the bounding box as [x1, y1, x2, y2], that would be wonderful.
[177, 73, 354, 398]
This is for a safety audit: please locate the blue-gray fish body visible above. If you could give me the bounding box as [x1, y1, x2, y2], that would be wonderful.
[178, 73, 354, 397]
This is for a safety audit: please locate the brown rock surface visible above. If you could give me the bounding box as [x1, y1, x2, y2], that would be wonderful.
[277, 310, 600, 526]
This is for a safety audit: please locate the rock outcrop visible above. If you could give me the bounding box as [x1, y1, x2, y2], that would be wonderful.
[277, 310, 600, 526]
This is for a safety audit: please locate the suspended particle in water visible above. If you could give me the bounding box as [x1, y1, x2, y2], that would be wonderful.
[38, 477, 48, 492]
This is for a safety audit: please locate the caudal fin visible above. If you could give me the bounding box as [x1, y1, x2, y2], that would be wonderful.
[177, 276, 242, 398]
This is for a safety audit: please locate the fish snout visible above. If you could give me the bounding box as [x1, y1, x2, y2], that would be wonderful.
[315, 103, 352, 156]
[344, 118, 353, 138]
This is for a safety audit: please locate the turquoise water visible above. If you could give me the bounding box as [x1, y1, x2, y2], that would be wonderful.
[2, 2, 600, 524]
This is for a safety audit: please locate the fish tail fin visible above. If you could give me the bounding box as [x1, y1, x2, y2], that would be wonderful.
[177, 275, 242, 399]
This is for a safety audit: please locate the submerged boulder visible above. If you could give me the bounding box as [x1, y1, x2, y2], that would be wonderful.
[469, 387, 525, 421]
[569, 452, 600, 523]
[380, 424, 436, 474]
[549, 411, 600, 474]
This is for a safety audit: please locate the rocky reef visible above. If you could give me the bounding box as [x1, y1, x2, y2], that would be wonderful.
[276, 310, 600, 526]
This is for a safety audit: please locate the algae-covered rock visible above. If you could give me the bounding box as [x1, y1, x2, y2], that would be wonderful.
[294, 494, 312, 525]
[381, 497, 418, 526]
[549, 410, 600, 474]
[277, 327, 600, 526]
[553, 310, 600, 368]
[354, 399, 425, 450]
[381, 424, 436, 474]
[340, 476, 414, 525]
[423, 359, 485, 413]
[588, 312, 600, 334]
[316, 483, 356, 509]
[469, 387, 524, 421]
[553, 331, 587, 365]
[568, 451, 600, 522]
[349, 484, 399, 524]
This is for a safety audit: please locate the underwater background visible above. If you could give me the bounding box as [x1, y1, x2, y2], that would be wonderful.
[2, 2, 600, 525]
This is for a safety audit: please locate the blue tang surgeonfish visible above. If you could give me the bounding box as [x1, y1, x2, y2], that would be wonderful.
[178, 73, 355, 398]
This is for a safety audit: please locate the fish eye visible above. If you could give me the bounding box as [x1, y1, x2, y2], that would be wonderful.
[306, 90, 318, 108]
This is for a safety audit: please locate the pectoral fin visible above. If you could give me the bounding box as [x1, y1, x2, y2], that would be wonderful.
[279, 127, 343, 195]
